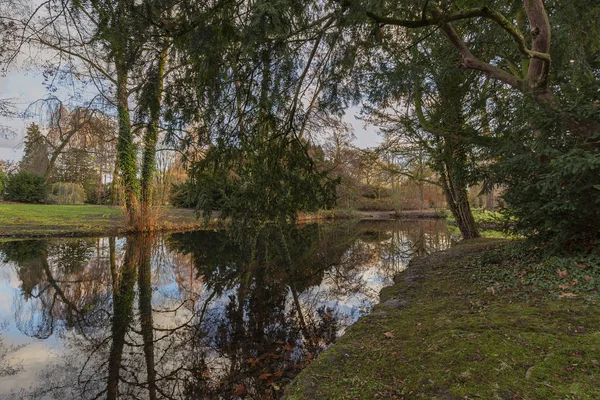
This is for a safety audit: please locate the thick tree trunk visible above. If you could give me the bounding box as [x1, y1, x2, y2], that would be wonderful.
[140, 49, 167, 227]
[440, 164, 480, 240]
[115, 67, 139, 224]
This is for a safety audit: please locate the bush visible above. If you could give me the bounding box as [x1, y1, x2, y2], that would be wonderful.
[4, 172, 49, 203]
[49, 182, 86, 204]
[495, 108, 600, 250]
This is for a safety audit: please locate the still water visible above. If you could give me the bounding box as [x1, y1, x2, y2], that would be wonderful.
[0, 220, 452, 399]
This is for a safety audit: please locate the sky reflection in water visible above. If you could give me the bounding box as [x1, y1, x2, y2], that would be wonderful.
[0, 219, 451, 399]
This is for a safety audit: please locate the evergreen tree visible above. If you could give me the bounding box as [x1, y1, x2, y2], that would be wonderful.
[165, 0, 340, 231]
[19, 123, 49, 176]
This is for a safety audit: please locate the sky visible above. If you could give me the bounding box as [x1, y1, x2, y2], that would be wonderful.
[0, 70, 48, 161]
[0, 71, 382, 163]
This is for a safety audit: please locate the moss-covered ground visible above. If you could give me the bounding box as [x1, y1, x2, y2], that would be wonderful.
[0, 203, 209, 237]
[284, 239, 600, 400]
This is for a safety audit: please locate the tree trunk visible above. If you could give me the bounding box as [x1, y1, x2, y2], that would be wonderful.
[440, 163, 480, 239]
[115, 67, 139, 224]
[111, 159, 120, 206]
[140, 48, 167, 227]
[97, 160, 103, 204]
[485, 187, 495, 210]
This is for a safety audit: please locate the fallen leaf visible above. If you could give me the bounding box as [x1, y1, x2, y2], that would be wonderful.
[585, 276, 593, 283]
[234, 385, 245, 396]
[383, 331, 394, 339]
[558, 292, 577, 298]
[259, 373, 272, 380]
[557, 269, 568, 278]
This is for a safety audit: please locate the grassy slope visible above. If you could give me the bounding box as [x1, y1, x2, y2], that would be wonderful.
[284, 239, 600, 400]
[0, 203, 206, 237]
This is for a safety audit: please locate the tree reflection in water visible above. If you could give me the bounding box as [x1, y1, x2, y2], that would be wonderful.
[0, 219, 450, 399]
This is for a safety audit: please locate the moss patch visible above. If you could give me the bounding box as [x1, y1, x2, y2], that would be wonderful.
[284, 239, 600, 400]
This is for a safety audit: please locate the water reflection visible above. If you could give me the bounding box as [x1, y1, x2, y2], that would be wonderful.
[0, 220, 451, 399]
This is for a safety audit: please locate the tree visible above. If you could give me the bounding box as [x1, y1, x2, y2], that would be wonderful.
[164, 0, 342, 230]
[364, 39, 488, 238]
[20, 102, 116, 202]
[19, 123, 49, 175]
[359, 0, 600, 247]
[42, 103, 100, 181]
[0, 169, 7, 196]
[17, 0, 175, 226]
[4, 172, 49, 203]
[0, 0, 19, 140]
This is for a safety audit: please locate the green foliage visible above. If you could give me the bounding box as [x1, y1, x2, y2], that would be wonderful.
[49, 182, 87, 204]
[493, 99, 600, 250]
[169, 181, 200, 209]
[0, 170, 7, 197]
[52, 148, 99, 202]
[447, 208, 510, 228]
[19, 123, 49, 176]
[191, 139, 338, 229]
[4, 172, 49, 203]
[163, 0, 342, 228]
[345, 0, 600, 248]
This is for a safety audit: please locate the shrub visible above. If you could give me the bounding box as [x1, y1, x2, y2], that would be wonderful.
[49, 182, 86, 204]
[494, 104, 600, 251]
[4, 172, 49, 203]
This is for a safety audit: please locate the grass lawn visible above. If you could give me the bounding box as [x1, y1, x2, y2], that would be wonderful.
[0, 203, 205, 237]
[284, 239, 600, 400]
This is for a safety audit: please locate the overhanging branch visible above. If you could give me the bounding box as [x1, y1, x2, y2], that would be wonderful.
[366, 6, 550, 62]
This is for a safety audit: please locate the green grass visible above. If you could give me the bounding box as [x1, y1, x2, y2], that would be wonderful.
[446, 208, 508, 227]
[0, 203, 205, 237]
[284, 239, 600, 400]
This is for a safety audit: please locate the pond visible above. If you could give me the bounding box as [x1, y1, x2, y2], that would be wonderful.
[0, 219, 452, 399]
